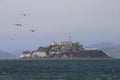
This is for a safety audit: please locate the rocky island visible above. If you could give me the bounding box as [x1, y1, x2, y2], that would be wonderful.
[20, 41, 111, 58]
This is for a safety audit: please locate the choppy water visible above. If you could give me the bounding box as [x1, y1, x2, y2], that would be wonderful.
[0, 58, 120, 80]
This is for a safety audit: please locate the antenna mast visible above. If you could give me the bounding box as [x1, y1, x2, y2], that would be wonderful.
[69, 36, 71, 41]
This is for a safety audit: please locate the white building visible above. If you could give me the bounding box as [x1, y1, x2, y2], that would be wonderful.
[20, 53, 31, 58]
[50, 41, 72, 46]
[84, 48, 98, 51]
[32, 51, 47, 58]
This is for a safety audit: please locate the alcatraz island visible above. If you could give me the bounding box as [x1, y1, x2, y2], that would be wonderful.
[20, 38, 111, 59]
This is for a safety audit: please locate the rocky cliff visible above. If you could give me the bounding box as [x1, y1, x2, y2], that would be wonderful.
[20, 41, 111, 58]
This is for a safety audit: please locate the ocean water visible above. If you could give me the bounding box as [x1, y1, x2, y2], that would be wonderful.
[0, 59, 120, 80]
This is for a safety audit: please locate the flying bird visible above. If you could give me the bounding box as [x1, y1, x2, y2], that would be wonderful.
[11, 38, 15, 40]
[29, 29, 37, 32]
[14, 24, 23, 26]
[20, 14, 29, 16]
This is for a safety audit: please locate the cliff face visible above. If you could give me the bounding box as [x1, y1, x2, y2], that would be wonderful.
[20, 41, 111, 59]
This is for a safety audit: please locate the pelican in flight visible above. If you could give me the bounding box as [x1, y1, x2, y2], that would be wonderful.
[20, 14, 29, 16]
[11, 38, 15, 40]
[29, 29, 37, 32]
[14, 24, 23, 26]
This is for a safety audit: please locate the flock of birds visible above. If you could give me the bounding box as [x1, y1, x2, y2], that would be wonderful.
[12, 13, 38, 40]
[14, 13, 37, 32]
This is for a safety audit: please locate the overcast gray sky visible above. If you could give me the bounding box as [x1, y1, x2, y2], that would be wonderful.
[0, 0, 120, 54]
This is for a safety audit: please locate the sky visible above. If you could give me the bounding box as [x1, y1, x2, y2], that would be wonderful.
[0, 0, 120, 54]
